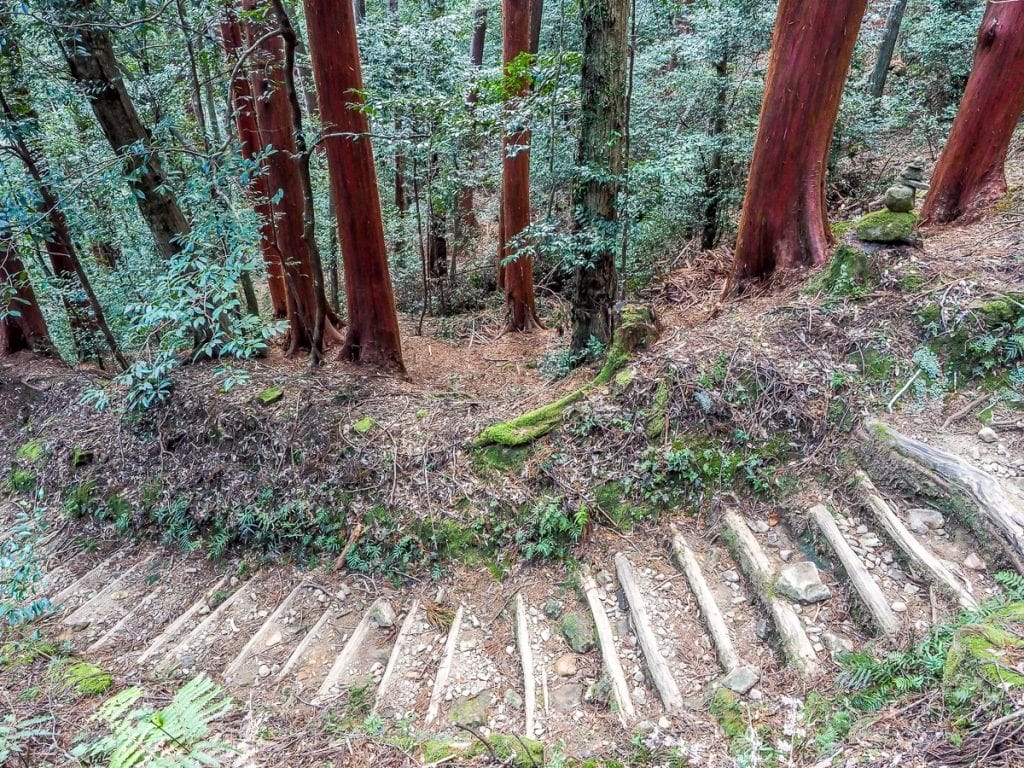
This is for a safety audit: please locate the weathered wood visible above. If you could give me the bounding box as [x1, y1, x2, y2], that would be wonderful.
[137, 575, 229, 664]
[515, 594, 537, 736]
[50, 550, 125, 611]
[669, 526, 740, 673]
[854, 470, 977, 610]
[373, 599, 421, 712]
[88, 585, 164, 653]
[614, 553, 683, 710]
[425, 605, 463, 725]
[276, 606, 333, 684]
[223, 582, 308, 680]
[867, 419, 1024, 571]
[722, 510, 820, 676]
[579, 564, 635, 723]
[808, 504, 900, 635]
[64, 553, 156, 630]
[317, 599, 385, 699]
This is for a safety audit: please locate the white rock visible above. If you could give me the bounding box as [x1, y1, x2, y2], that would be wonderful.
[964, 552, 987, 571]
[907, 508, 944, 534]
[979, 427, 998, 444]
[775, 562, 831, 604]
[891, 601, 907, 613]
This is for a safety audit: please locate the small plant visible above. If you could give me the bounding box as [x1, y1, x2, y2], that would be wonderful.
[0, 712, 53, 764]
[1, 502, 51, 627]
[539, 335, 606, 381]
[515, 496, 589, 560]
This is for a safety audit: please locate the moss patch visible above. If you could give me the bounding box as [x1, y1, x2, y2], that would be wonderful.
[420, 734, 544, 767]
[854, 210, 918, 243]
[49, 660, 112, 696]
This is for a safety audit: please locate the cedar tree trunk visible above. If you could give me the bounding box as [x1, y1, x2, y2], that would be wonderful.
[731, 0, 868, 283]
[1, 236, 53, 356]
[869, 0, 908, 99]
[501, 0, 540, 331]
[304, 0, 405, 370]
[570, 0, 629, 350]
[220, 14, 289, 318]
[921, 1, 1024, 225]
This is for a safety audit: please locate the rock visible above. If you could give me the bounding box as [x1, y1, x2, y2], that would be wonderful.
[596, 570, 614, 586]
[450, 694, 492, 726]
[560, 612, 596, 653]
[658, 716, 671, 730]
[775, 562, 832, 604]
[779, 549, 793, 563]
[370, 601, 396, 628]
[884, 185, 915, 213]
[907, 507, 944, 534]
[721, 665, 760, 695]
[979, 427, 999, 444]
[633, 686, 648, 707]
[964, 552, 987, 571]
[855, 210, 918, 243]
[891, 601, 907, 613]
[821, 632, 854, 658]
[723, 569, 740, 583]
[543, 600, 562, 620]
[551, 683, 583, 712]
[748, 688, 763, 701]
[258, 664, 271, 678]
[503, 688, 523, 710]
[748, 519, 770, 534]
[755, 618, 771, 640]
[554, 654, 578, 677]
[584, 677, 613, 705]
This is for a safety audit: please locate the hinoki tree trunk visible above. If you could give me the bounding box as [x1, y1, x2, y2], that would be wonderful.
[570, 0, 629, 349]
[304, 0, 405, 370]
[731, 0, 868, 283]
[921, 1, 1024, 225]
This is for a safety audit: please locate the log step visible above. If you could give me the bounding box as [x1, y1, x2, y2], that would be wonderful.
[63, 552, 157, 630]
[137, 574, 230, 665]
[579, 564, 635, 723]
[722, 509, 820, 676]
[49, 548, 129, 612]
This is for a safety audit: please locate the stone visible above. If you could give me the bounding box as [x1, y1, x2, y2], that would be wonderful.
[723, 570, 740, 583]
[891, 601, 908, 613]
[822, 632, 854, 657]
[964, 552, 987, 571]
[450, 694, 492, 727]
[779, 549, 793, 563]
[503, 688, 523, 710]
[551, 684, 583, 712]
[584, 677, 612, 705]
[979, 427, 999, 444]
[560, 612, 596, 653]
[721, 665, 760, 695]
[554, 654, 578, 677]
[370, 600, 396, 628]
[855, 210, 918, 243]
[543, 600, 562, 620]
[633, 686, 648, 707]
[258, 664, 271, 678]
[755, 618, 771, 640]
[907, 508, 944, 534]
[595, 570, 614, 586]
[884, 185, 915, 213]
[775, 562, 832, 604]
[748, 519, 770, 534]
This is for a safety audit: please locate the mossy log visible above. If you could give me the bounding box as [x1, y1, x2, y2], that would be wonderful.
[477, 305, 657, 447]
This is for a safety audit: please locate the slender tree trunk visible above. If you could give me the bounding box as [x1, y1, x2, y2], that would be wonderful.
[243, 0, 337, 357]
[731, 0, 868, 284]
[869, 0, 909, 99]
[200, 53, 224, 147]
[426, 151, 448, 281]
[921, 1, 1024, 225]
[220, 13, 289, 318]
[59, 21, 190, 261]
[570, 0, 629, 350]
[354, 0, 367, 24]
[701, 58, 728, 250]
[501, 0, 540, 332]
[304, 0, 405, 371]
[455, 5, 487, 241]
[175, 0, 211, 152]
[1, 236, 54, 356]
[530, 0, 544, 56]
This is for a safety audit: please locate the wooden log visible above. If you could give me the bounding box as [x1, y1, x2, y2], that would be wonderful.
[373, 599, 421, 712]
[223, 581, 309, 680]
[669, 525, 740, 673]
[50, 549, 125, 610]
[425, 604, 463, 725]
[807, 504, 900, 635]
[579, 564, 635, 723]
[276, 605, 333, 684]
[64, 553, 156, 629]
[614, 552, 683, 710]
[515, 594, 537, 736]
[854, 470, 977, 610]
[88, 584, 164, 653]
[317, 599, 385, 699]
[722, 509, 820, 676]
[866, 419, 1024, 571]
[138, 574, 229, 664]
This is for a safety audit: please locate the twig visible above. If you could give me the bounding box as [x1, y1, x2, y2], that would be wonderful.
[942, 392, 990, 429]
[887, 369, 921, 413]
[331, 522, 364, 572]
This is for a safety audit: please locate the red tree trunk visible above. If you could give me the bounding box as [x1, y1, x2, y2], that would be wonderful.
[501, 0, 540, 331]
[243, 0, 334, 355]
[731, 0, 868, 283]
[1, 238, 53, 356]
[303, 0, 405, 371]
[921, 1, 1024, 225]
[220, 14, 288, 319]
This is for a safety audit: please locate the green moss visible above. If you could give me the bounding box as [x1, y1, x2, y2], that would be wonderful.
[819, 244, 872, 297]
[8, 468, 35, 493]
[1, 640, 58, 667]
[472, 444, 532, 474]
[854, 210, 918, 243]
[352, 417, 375, 434]
[645, 379, 670, 440]
[15, 441, 45, 463]
[710, 687, 746, 741]
[420, 734, 544, 767]
[257, 387, 283, 405]
[830, 219, 855, 237]
[899, 265, 926, 293]
[421, 738, 456, 763]
[593, 481, 652, 530]
[413, 518, 478, 562]
[50, 660, 113, 696]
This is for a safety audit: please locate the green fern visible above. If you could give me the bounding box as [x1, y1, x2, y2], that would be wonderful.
[0, 712, 52, 762]
[995, 570, 1024, 602]
[73, 674, 235, 768]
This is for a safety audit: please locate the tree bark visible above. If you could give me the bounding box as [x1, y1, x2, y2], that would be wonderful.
[529, 0, 543, 56]
[869, 0, 909, 99]
[220, 13, 289, 319]
[1, 236, 53, 356]
[244, 0, 338, 357]
[570, 0, 629, 350]
[59, 20, 190, 261]
[731, 0, 868, 284]
[303, 0, 405, 371]
[501, 0, 540, 331]
[920, 1, 1024, 225]
[455, 5, 487, 242]
[700, 58, 728, 250]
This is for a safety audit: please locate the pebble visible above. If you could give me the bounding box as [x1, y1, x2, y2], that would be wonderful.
[723, 570, 740, 583]
[979, 427, 998, 444]
[891, 601, 908, 613]
[258, 664, 270, 678]
[779, 549, 792, 562]
[964, 552, 987, 571]
[555, 654, 578, 677]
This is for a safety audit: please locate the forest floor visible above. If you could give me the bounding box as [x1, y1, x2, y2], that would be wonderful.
[2, 155, 1024, 767]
